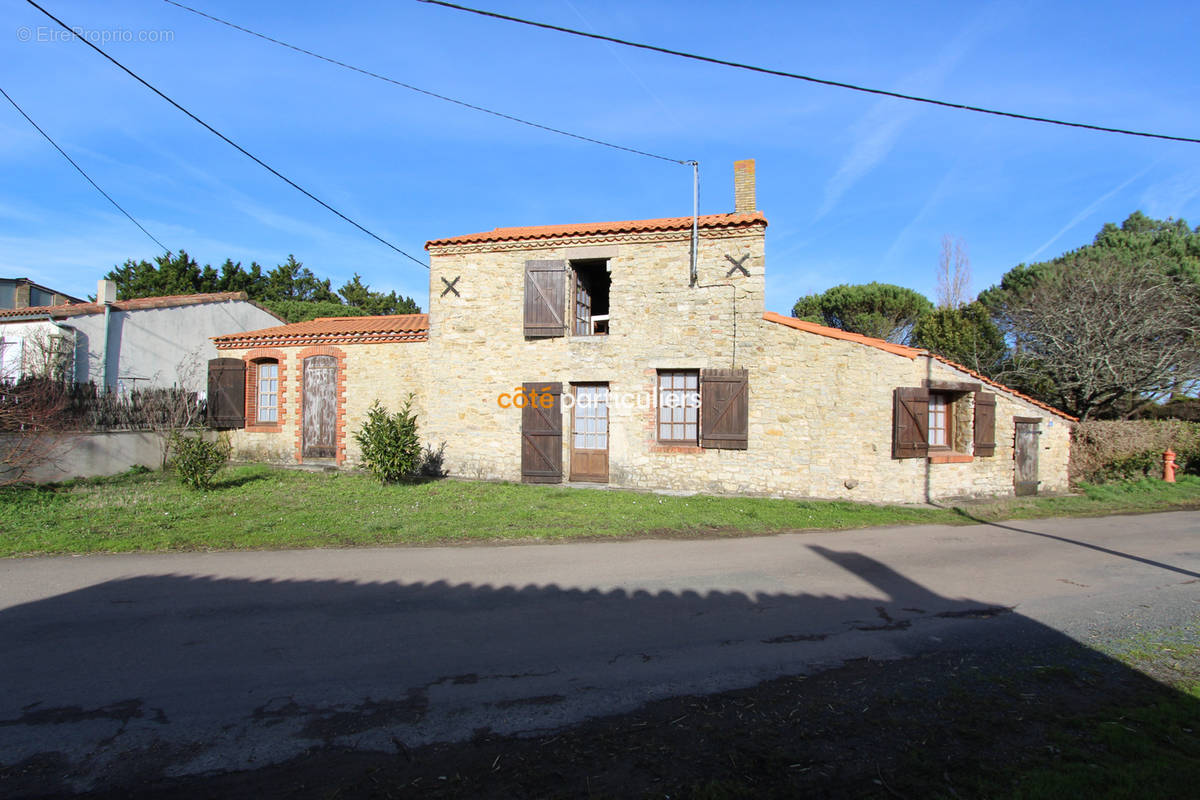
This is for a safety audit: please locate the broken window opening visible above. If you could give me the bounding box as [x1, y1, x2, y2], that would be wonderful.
[571, 260, 610, 336]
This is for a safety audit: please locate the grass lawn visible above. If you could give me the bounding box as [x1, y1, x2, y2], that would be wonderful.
[1, 466, 1198, 557]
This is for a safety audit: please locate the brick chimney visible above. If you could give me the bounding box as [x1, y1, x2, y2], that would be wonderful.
[734, 159, 756, 214]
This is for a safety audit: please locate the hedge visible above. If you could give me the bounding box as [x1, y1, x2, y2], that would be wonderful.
[1071, 420, 1200, 484]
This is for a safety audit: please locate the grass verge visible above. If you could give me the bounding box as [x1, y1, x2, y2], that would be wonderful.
[1, 467, 1197, 557]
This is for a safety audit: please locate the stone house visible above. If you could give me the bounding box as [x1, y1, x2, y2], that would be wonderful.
[213, 160, 1073, 502]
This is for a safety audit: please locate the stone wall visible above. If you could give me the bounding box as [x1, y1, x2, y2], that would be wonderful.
[425, 225, 1073, 502]
[220, 221, 1073, 502]
[224, 341, 429, 466]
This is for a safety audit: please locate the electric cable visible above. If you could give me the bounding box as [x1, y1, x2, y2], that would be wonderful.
[24, 0, 430, 269]
[1, 84, 172, 255]
[419, 0, 1200, 146]
[162, 0, 689, 166]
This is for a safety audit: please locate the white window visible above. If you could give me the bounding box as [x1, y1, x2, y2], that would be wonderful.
[257, 362, 278, 423]
[928, 392, 950, 447]
[658, 370, 700, 444]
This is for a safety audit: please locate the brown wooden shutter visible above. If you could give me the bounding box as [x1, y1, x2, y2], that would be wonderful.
[973, 391, 997, 457]
[700, 368, 749, 450]
[207, 357, 245, 429]
[521, 382, 562, 483]
[524, 260, 567, 338]
[892, 387, 929, 459]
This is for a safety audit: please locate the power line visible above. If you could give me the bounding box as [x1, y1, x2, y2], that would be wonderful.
[23, 0, 429, 269]
[162, 0, 689, 166]
[0, 85, 172, 255]
[419, 0, 1200, 146]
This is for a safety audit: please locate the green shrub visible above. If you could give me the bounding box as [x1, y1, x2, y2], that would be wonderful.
[420, 442, 447, 478]
[354, 396, 421, 483]
[170, 433, 230, 490]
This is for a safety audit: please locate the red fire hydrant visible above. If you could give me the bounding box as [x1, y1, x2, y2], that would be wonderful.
[1163, 449, 1178, 483]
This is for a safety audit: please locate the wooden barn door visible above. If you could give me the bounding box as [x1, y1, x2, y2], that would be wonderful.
[1014, 420, 1040, 496]
[521, 382, 562, 483]
[303, 355, 338, 459]
[569, 384, 609, 483]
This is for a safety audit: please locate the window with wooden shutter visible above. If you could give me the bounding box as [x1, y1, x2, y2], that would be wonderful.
[524, 260, 566, 338]
[892, 387, 929, 459]
[521, 382, 563, 482]
[207, 358, 245, 429]
[700, 368, 748, 450]
[973, 391, 997, 456]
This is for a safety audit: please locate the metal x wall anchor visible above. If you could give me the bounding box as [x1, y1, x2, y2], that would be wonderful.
[440, 275, 461, 297]
[724, 254, 751, 277]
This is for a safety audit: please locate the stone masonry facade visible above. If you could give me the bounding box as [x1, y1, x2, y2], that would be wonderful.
[421, 219, 1071, 504]
[216, 165, 1073, 503]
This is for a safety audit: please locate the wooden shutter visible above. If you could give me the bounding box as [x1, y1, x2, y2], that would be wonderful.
[521, 382, 563, 483]
[973, 391, 997, 457]
[207, 358, 245, 429]
[700, 368, 749, 450]
[892, 387, 929, 459]
[524, 260, 567, 338]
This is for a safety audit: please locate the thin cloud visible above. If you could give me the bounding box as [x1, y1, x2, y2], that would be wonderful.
[1024, 164, 1154, 262]
[814, 22, 985, 222]
[882, 164, 960, 266]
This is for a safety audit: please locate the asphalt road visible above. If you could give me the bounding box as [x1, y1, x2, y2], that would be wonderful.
[1, 511, 1197, 794]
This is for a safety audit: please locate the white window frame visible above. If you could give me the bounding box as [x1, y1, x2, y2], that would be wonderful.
[257, 361, 279, 423]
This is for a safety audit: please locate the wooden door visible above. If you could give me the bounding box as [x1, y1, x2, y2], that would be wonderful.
[302, 355, 338, 459]
[570, 384, 609, 482]
[1014, 420, 1040, 496]
[521, 382, 562, 483]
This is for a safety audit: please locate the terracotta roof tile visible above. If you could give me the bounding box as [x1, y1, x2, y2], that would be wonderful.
[763, 311, 1076, 421]
[763, 311, 923, 358]
[214, 314, 429, 348]
[927, 353, 1077, 421]
[0, 292, 257, 320]
[426, 212, 767, 248]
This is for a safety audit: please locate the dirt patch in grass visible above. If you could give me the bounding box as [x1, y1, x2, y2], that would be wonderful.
[49, 633, 1200, 800]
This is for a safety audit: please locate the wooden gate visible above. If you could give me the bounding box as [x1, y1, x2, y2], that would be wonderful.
[302, 355, 338, 459]
[1014, 419, 1040, 496]
[569, 384, 609, 483]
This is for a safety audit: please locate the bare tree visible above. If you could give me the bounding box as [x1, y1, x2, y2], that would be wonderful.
[936, 235, 972, 309]
[0, 329, 74, 485]
[994, 256, 1200, 420]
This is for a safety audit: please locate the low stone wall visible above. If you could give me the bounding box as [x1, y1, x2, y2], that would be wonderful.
[1, 430, 211, 484]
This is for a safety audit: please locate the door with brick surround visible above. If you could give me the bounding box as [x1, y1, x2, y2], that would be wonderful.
[570, 384, 609, 483]
[302, 355, 337, 458]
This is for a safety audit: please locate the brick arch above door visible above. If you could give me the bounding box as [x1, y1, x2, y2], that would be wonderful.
[296, 345, 347, 464]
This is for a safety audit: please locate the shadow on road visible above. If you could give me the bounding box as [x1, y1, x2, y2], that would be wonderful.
[947, 506, 1200, 579]
[1, 545, 1196, 798]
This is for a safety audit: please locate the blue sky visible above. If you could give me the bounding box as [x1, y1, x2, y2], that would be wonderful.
[3, 0, 1198, 311]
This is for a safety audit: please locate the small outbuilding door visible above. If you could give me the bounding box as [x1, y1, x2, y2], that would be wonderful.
[1014, 419, 1040, 496]
[521, 382, 563, 483]
[570, 384, 609, 483]
[303, 355, 338, 459]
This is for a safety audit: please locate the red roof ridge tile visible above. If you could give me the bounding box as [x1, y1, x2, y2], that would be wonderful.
[426, 211, 767, 248]
[213, 313, 429, 347]
[927, 353, 1077, 421]
[763, 311, 922, 358]
[763, 311, 1076, 421]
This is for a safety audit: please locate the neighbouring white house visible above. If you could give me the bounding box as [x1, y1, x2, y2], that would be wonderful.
[0, 279, 281, 393]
